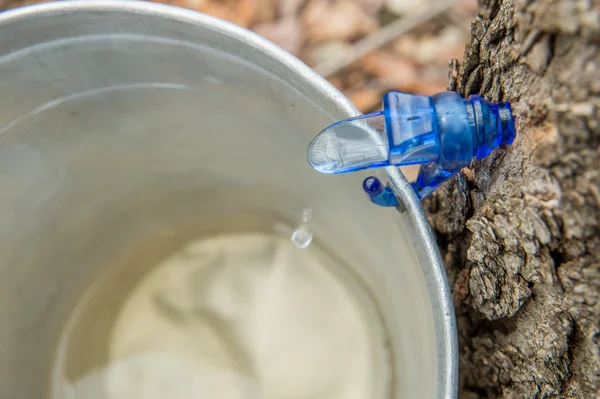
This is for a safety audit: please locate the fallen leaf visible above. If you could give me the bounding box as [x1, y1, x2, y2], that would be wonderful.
[394, 27, 467, 64]
[404, 80, 447, 95]
[385, 0, 428, 15]
[400, 165, 420, 181]
[346, 71, 369, 90]
[279, 0, 306, 19]
[453, 0, 478, 14]
[359, 51, 417, 88]
[355, 0, 386, 15]
[253, 18, 305, 55]
[167, 0, 255, 28]
[306, 40, 353, 65]
[393, 35, 420, 59]
[249, 0, 279, 26]
[3, 0, 50, 8]
[302, 0, 379, 43]
[233, 0, 257, 27]
[327, 77, 346, 91]
[347, 88, 382, 112]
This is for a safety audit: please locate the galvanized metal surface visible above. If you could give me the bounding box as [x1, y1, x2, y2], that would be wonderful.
[0, 2, 457, 398]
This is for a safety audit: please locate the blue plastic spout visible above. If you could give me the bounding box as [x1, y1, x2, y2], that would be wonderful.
[307, 91, 516, 204]
[363, 176, 399, 207]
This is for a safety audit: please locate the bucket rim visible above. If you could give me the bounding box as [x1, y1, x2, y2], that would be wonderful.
[0, 2, 458, 397]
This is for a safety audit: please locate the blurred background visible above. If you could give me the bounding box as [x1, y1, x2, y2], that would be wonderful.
[0, 0, 478, 113]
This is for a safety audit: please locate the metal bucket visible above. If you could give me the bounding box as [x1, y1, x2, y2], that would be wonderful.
[0, 2, 457, 398]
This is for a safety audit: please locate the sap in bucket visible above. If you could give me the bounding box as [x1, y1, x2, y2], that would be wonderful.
[0, 2, 458, 399]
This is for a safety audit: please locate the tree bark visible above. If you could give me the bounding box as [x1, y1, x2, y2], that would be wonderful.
[422, 0, 600, 397]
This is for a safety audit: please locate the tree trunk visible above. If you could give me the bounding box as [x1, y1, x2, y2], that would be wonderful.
[422, 0, 600, 397]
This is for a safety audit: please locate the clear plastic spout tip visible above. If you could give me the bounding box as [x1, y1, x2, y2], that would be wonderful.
[307, 112, 388, 174]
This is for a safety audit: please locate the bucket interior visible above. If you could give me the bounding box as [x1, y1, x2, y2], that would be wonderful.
[0, 4, 439, 398]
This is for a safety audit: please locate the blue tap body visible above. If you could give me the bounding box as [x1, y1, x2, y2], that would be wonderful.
[307, 91, 516, 206]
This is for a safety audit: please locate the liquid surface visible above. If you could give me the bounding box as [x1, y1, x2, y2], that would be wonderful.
[51, 232, 386, 399]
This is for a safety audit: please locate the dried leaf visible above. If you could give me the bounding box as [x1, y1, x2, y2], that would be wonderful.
[346, 71, 368, 89]
[253, 19, 305, 55]
[167, 0, 255, 28]
[302, 0, 379, 43]
[327, 77, 346, 91]
[233, 0, 257, 27]
[385, 0, 428, 15]
[347, 88, 382, 112]
[359, 51, 417, 88]
[400, 165, 420, 181]
[393, 26, 466, 64]
[306, 40, 353, 65]
[404, 80, 447, 95]
[453, 0, 478, 14]
[280, 0, 306, 19]
[3, 0, 49, 8]
[249, 0, 279, 26]
[355, 0, 386, 15]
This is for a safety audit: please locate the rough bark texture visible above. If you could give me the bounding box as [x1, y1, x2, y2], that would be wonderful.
[422, 0, 600, 397]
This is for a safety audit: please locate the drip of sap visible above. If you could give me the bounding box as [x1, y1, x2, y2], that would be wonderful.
[291, 207, 313, 249]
